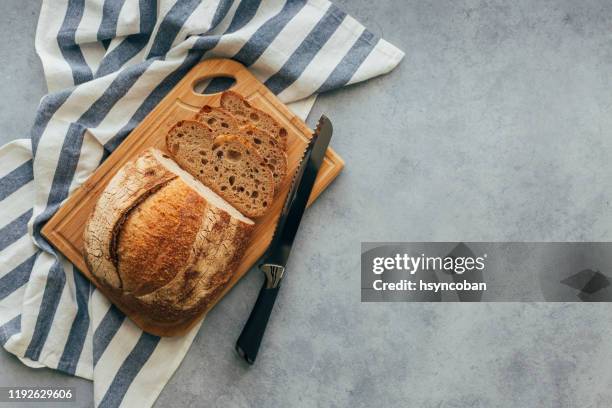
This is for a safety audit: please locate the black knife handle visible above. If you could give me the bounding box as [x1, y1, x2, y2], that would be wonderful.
[235, 283, 279, 364]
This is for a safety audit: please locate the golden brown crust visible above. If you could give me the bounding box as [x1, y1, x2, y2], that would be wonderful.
[128, 209, 254, 323]
[117, 178, 207, 296]
[83, 151, 177, 289]
[83, 148, 254, 328]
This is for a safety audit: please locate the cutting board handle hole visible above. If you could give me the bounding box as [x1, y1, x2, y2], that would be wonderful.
[193, 76, 236, 95]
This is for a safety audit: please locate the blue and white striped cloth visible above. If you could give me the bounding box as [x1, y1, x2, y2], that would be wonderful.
[0, 0, 403, 406]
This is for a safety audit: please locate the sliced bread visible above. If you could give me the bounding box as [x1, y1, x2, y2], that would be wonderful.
[194, 105, 287, 189]
[208, 135, 275, 217]
[239, 125, 287, 189]
[166, 120, 275, 218]
[220, 91, 288, 148]
[194, 105, 240, 136]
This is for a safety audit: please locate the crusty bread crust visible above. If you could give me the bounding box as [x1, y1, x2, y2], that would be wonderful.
[83, 148, 254, 326]
[117, 178, 208, 296]
[83, 150, 177, 290]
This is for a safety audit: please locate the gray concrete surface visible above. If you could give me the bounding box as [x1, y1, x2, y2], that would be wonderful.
[0, 0, 46, 144]
[2, 0, 612, 407]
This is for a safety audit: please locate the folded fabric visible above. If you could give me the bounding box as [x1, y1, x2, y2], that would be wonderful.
[0, 0, 403, 406]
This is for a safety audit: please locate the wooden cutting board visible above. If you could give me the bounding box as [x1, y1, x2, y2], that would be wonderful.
[41, 58, 344, 336]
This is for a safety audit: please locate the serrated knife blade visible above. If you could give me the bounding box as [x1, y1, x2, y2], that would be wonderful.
[235, 115, 333, 364]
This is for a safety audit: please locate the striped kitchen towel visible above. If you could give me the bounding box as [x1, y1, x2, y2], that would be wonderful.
[0, 0, 403, 406]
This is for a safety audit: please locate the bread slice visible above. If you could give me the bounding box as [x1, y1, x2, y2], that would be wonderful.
[83, 148, 254, 326]
[208, 134, 275, 217]
[194, 105, 240, 135]
[166, 120, 275, 218]
[194, 105, 287, 189]
[239, 125, 287, 189]
[220, 91, 288, 149]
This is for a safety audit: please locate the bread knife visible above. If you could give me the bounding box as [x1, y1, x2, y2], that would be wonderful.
[235, 115, 333, 365]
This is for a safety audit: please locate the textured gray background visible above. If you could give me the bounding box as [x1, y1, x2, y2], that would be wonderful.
[2, 0, 612, 407]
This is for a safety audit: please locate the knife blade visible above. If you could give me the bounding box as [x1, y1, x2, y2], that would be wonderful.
[235, 115, 333, 364]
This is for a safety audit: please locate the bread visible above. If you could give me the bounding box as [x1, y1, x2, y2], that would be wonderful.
[166, 119, 275, 218]
[194, 105, 287, 189]
[220, 91, 288, 149]
[238, 125, 287, 189]
[83, 92, 292, 331]
[83, 148, 254, 326]
[194, 105, 240, 135]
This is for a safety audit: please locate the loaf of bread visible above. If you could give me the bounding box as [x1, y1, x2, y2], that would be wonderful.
[83, 91, 292, 331]
[220, 91, 288, 149]
[194, 105, 287, 189]
[166, 120, 275, 218]
[83, 148, 254, 326]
